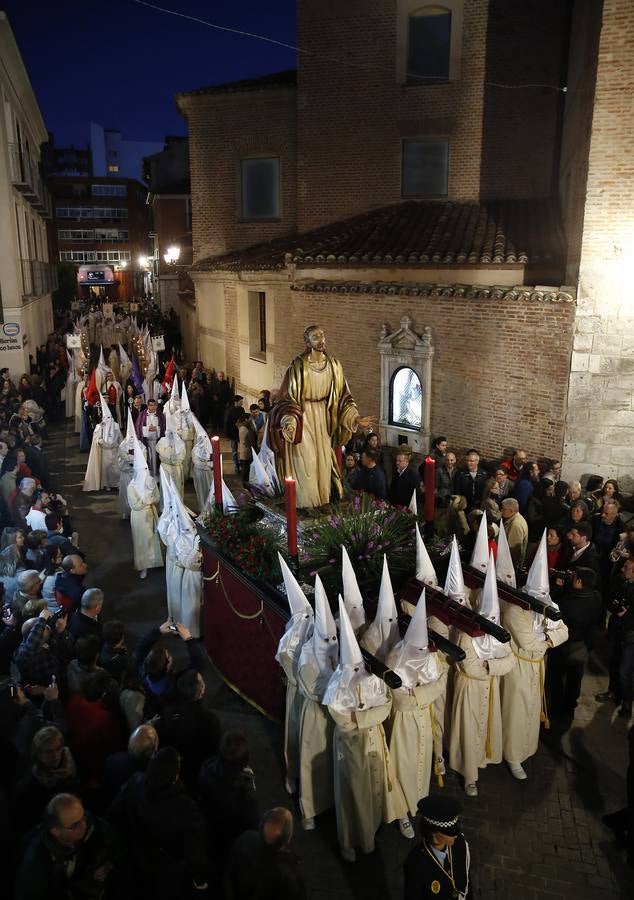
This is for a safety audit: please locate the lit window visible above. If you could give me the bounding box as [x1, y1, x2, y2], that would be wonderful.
[240, 158, 280, 220]
[390, 367, 423, 430]
[108, 164, 119, 173]
[407, 6, 451, 84]
[248, 290, 267, 362]
[402, 138, 449, 196]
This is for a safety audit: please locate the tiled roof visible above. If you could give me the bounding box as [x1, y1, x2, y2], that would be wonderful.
[177, 69, 297, 100]
[290, 281, 576, 304]
[192, 199, 565, 273]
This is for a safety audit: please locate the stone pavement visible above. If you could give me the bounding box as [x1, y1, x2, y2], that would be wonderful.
[49, 421, 631, 899]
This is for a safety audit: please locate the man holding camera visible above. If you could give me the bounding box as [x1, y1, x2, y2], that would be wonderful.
[600, 558, 634, 720]
[547, 567, 603, 717]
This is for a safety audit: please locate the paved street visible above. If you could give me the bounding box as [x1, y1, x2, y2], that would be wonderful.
[51, 421, 631, 899]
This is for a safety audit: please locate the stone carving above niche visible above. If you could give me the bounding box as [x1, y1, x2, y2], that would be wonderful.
[377, 317, 433, 455]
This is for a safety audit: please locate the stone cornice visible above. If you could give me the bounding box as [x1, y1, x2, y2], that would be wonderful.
[290, 281, 577, 303]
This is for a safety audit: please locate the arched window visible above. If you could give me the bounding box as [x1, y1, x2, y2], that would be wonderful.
[407, 5, 452, 84]
[390, 366, 423, 430]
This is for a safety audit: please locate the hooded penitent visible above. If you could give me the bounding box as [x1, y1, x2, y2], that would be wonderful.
[472, 552, 511, 660]
[525, 528, 561, 630]
[385, 588, 439, 689]
[275, 552, 314, 666]
[415, 524, 439, 587]
[341, 545, 367, 633]
[297, 575, 339, 698]
[157, 468, 178, 547]
[444, 535, 468, 605]
[323, 597, 387, 714]
[470, 512, 490, 574]
[132, 433, 156, 496]
[361, 554, 399, 661]
[99, 394, 120, 445]
[496, 519, 516, 588]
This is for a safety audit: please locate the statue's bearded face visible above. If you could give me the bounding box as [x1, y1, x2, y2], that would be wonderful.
[306, 328, 326, 352]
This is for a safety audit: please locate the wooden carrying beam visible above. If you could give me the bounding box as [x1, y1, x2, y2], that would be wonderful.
[463, 567, 562, 622]
[399, 578, 511, 644]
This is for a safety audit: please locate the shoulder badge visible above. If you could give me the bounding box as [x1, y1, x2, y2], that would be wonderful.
[431, 880, 441, 894]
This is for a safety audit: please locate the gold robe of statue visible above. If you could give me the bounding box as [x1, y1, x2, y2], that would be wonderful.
[270, 352, 359, 508]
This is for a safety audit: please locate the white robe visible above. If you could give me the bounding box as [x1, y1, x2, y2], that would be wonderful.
[157, 435, 186, 500]
[329, 698, 407, 853]
[277, 614, 313, 786]
[389, 675, 446, 817]
[127, 481, 164, 572]
[191, 446, 212, 511]
[117, 443, 145, 519]
[501, 602, 568, 765]
[167, 540, 202, 638]
[296, 656, 335, 821]
[170, 410, 195, 480]
[65, 368, 77, 419]
[83, 422, 122, 491]
[448, 630, 516, 786]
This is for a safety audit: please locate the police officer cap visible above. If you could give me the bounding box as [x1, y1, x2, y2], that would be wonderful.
[417, 795, 462, 836]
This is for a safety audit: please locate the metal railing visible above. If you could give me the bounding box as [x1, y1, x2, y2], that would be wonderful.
[20, 260, 58, 299]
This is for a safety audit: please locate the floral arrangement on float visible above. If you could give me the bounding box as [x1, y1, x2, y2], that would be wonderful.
[300, 492, 416, 596]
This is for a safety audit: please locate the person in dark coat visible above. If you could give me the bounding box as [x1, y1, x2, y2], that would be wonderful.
[198, 731, 259, 866]
[108, 746, 208, 899]
[133, 620, 207, 718]
[454, 449, 487, 512]
[547, 567, 603, 716]
[348, 449, 387, 500]
[54, 554, 88, 612]
[224, 395, 245, 473]
[557, 522, 603, 589]
[15, 793, 119, 900]
[154, 669, 221, 790]
[12, 727, 80, 833]
[225, 807, 306, 900]
[389, 450, 421, 508]
[98, 619, 129, 683]
[69, 588, 103, 643]
[403, 795, 472, 900]
[103, 723, 158, 803]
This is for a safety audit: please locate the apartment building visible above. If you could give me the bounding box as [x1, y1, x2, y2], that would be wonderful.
[0, 11, 55, 376]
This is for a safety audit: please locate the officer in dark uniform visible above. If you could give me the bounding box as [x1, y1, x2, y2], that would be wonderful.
[403, 795, 472, 899]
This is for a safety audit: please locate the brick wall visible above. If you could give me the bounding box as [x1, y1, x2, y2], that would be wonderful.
[561, 0, 634, 490]
[179, 86, 297, 263]
[296, 0, 490, 232]
[480, 0, 571, 200]
[219, 276, 575, 462]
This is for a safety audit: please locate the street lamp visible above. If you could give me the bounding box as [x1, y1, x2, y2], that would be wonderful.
[138, 255, 148, 268]
[164, 245, 181, 265]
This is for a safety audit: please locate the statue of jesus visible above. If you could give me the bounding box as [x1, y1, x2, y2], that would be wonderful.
[269, 325, 374, 508]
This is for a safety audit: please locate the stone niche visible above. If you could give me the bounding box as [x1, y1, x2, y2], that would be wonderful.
[377, 316, 433, 455]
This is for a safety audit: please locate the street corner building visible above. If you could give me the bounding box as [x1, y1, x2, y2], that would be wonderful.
[175, 0, 634, 492]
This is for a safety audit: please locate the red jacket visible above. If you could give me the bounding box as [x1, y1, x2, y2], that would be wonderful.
[66, 694, 124, 785]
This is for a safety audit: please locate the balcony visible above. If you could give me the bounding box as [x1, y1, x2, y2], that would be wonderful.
[8, 143, 53, 218]
[20, 260, 58, 299]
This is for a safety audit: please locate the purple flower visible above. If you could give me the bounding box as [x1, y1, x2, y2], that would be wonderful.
[358, 554, 363, 560]
[329, 558, 336, 564]
[309, 570, 317, 576]
[368, 541, 375, 550]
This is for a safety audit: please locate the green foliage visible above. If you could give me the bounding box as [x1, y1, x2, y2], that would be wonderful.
[203, 506, 283, 582]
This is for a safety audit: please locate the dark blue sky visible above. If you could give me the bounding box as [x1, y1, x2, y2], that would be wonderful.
[4, 0, 296, 146]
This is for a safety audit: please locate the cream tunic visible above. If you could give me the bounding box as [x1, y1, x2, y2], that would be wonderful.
[389, 675, 446, 816]
[329, 697, 407, 853]
[157, 434, 186, 500]
[283, 360, 357, 509]
[297, 659, 335, 821]
[448, 629, 515, 786]
[127, 481, 164, 572]
[501, 602, 568, 765]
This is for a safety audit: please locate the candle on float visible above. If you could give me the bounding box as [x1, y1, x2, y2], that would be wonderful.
[423, 455, 436, 523]
[211, 436, 223, 508]
[285, 476, 298, 558]
[335, 444, 343, 475]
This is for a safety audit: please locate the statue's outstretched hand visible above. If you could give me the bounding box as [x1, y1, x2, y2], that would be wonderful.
[354, 415, 378, 431]
[280, 415, 297, 443]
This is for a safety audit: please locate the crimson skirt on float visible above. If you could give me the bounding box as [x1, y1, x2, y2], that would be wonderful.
[200, 532, 288, 721]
